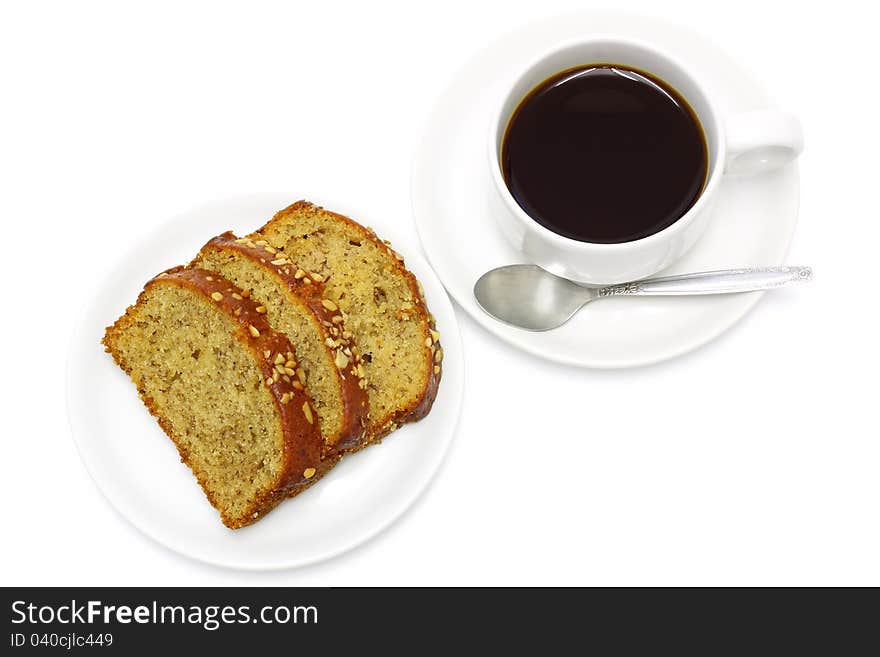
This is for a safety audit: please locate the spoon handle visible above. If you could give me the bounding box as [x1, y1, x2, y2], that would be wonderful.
[597, 266, 813, 297]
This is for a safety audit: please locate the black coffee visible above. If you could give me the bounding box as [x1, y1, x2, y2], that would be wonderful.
[501, 64, 708, 243]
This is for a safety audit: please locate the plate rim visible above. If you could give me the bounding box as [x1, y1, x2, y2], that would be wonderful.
[66, 193, 465, 571]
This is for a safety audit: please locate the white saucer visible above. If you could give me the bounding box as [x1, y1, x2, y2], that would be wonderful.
[67, 193, 463, 570]
[412, 13, 800, 368]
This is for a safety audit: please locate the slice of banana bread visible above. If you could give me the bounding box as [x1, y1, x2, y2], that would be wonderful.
[102, 267, 328, 529]
[191, 232, 369, 454]
[250, 201, 442, 441]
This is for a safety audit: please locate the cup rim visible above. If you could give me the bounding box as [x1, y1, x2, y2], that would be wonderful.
[488, 34, 727, 252]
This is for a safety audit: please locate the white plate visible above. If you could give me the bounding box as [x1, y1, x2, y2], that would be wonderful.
[67, 193, 463, 570]
[412, 13, 800, 368]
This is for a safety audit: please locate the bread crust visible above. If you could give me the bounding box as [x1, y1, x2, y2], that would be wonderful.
[193, 232, 370, 455]
[102, 267, 328, 529]
[256, 201, 442, 442]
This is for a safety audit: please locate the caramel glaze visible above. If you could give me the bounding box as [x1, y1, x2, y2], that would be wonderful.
[193, 232, 370, 455]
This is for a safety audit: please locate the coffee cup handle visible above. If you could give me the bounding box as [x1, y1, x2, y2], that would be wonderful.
[724, 110, 804, 175]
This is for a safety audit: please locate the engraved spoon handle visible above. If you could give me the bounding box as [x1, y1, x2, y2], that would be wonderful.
[597, 266, 813, 297]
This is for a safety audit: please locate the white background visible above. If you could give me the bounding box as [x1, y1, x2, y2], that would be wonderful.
[2, 0, 877, 586]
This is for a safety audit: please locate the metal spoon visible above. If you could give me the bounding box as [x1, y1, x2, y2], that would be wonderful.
[474, 265, 813, 331]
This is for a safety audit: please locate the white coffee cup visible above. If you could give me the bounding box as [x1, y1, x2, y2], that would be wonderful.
[488, 37, 804, 285]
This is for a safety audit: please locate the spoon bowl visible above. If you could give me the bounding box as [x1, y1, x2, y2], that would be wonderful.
[474, 265, 594, 331]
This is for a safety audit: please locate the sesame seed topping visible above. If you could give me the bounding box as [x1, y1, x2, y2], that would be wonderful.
[302, 402, 313, 424]
[255, 305, 267, 314]
[211, 292, 223, 301]
[303, 467, 316, 479]
[248, 325, 260, 338]
[321, 299, 338, 312]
